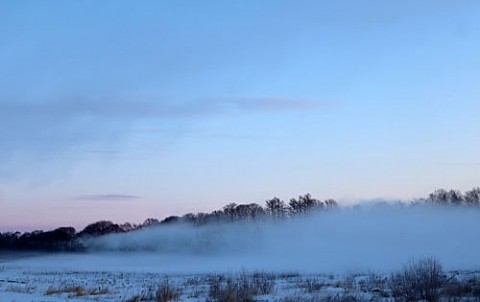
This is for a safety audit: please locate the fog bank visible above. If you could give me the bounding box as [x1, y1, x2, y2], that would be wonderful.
[7, 205, 480, 273]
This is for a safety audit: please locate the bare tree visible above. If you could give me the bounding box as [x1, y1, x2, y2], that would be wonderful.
[289, 197, 302, 215]
[427, 189, 464, 206]
[265, 197, 287, 220]
[428, 189, 449, 205]
[235, 203, 265, 221]
[464, 187, 480, 206]
[446, 190, 464, 205]
[289, 193, 321, 215]
[324, 199, 338, 210]
[299, 193, 322, 212]
[223, 203, 238, 221]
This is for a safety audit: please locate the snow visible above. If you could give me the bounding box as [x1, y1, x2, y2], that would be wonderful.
[1, 261, 479, 302]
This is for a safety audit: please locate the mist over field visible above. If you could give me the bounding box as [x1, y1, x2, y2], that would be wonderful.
[2, 1, 480, 300]
[7, 204, 480, 274]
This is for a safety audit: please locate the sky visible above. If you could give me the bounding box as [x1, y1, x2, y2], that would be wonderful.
[1, 0, 479, 231]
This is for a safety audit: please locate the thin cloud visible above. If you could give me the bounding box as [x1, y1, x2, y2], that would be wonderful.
[75, 194, 141, 201]
[2, 96, 314, 115]
[0, 96, 338, 180]
[433, 162, 480, 167]
[185, 132, 279, 141]
[0, 96, 333, 122]
[0, 96, 332, 153]
[217, 97, 322, 111]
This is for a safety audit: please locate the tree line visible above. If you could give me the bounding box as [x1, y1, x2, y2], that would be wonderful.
[422, 188, 480, 206]
[0, 187, 479, 252]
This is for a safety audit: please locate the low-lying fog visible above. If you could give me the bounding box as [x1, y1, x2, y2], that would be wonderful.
[5, 204, 480, 274]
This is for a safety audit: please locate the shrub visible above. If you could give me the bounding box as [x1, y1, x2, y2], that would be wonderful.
[45, 285, 110, 297]
[252, 271, 275, 295]
[443, 275, 480, 302]
[124, 279, 180, 302]
[324, 294, 368, 302]
[155, 279, 181, 302]
[208, 272, 263, 302]
[390, 257, 444, 302]
[302, 277, 325, 293]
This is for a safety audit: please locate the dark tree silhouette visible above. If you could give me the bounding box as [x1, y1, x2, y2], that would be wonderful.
[2, 187, 480, 252]
[464, 187, 480, 205]
[161, 216, 180, 224]
[324, 199, 338, 209]
[182, 213, 197, 224]
[447, 190, 464, 205]
[428, 189, 464, 205]
[289, 194, 323, 214]
[78, 220, 124, 237]
[142, 218, 161, 228]
[265, 197, 287, 220]
[428, 189, 449, 205]
[223, 203, 238, 221]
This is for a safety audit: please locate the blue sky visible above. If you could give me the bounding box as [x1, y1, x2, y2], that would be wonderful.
[1, 1, 479, 230]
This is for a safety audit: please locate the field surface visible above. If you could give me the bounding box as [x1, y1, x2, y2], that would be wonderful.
[1, 253, 480, 302]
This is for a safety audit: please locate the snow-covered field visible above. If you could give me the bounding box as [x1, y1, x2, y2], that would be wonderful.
[1, 254, 480, 302]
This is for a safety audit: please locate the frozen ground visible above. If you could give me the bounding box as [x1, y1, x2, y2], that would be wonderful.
[1, 252, 480, 302]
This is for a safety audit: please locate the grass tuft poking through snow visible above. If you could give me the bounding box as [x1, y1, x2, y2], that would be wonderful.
[45, 285, 110, 297]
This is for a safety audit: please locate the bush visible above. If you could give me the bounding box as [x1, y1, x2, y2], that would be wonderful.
[252, 271, 275, 295]
[208, 276, 254, 302]
[302, 277, 325, 293]
[124, 279, 180, 302]
[207, 271, 274, 302]
[390, 257, 444, 302]
[443, 275, 480, 302]
[155, 279, 181, 302]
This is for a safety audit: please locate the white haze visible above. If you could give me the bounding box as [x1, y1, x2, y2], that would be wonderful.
[7, 204, 480, 274]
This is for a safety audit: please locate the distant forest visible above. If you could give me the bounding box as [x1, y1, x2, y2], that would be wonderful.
[1, 187, 479, 252]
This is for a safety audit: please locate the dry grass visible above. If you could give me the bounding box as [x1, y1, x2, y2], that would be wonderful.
[45, 285, 110, 297]
[207, 271, 275, 302]
[301, 277, 325, 293]
[155, 278, 181, 302]
[5, 284, 37, 294]
[124, 279, 181, 302]
[443, 275, 480, 302]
